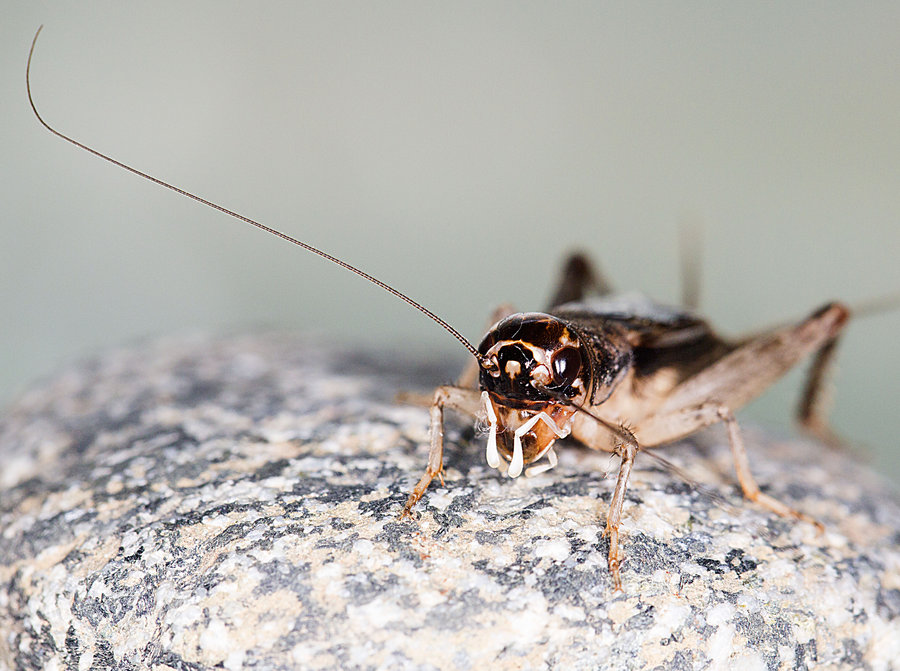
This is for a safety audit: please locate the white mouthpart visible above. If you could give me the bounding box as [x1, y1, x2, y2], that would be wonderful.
[481, 392, 571, 479]
[510, 412, 570, 479]
[482, 391, 501, 468]
[509, 435, 524, 478]
[509, 414, 540, 478]
[526, 446, 558, 477]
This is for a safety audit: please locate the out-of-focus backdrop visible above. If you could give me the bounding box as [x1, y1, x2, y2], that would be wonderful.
[3, 5, 899, 479]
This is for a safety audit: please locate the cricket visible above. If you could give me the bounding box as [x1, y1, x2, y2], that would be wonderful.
[26, 28, 856, 589]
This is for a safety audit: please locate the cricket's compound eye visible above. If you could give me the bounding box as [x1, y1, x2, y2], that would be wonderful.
[551, 346, 582, 388]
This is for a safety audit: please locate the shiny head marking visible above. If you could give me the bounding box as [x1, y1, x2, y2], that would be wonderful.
[25, 26, 481, 361]
[477, 313, 589, 408]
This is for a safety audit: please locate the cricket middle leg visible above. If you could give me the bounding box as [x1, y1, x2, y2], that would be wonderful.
[633, 400, 822, 528]
[604, 439, 638, 591]
[717, 407, 823, 529]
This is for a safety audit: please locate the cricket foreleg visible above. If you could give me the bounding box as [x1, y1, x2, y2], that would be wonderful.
[568, 414, 640, 589]
[604, 438, 638, 592]
[400, 385, 481, 518]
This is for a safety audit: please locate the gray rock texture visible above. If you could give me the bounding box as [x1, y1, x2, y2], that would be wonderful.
[1, 334, 899, 671]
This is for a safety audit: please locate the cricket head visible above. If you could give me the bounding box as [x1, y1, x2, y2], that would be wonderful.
[476, 313, 591, 478]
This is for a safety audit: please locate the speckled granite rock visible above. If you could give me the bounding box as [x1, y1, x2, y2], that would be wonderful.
[1, 334, 899, 671]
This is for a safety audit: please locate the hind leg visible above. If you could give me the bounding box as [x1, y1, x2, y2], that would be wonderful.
[796, 335, 845, 447]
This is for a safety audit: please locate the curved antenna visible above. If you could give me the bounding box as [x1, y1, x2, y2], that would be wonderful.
[26, 26, 481, 360]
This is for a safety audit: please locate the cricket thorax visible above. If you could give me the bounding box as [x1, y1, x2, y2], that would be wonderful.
[476, 313, 591, 478]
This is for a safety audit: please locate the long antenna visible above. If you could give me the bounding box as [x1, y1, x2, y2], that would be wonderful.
[26, 26, 481, 360]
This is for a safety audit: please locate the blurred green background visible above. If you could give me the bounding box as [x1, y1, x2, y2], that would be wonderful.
[3, 5, 898, 480]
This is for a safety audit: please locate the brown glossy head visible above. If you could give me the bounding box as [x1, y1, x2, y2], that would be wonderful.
[477, 312, 590, 409]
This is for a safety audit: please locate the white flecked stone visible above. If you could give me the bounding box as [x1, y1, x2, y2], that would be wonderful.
[0, 334, 899, 671]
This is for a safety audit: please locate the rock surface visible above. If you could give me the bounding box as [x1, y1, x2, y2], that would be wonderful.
[1, 334, 899, 671]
